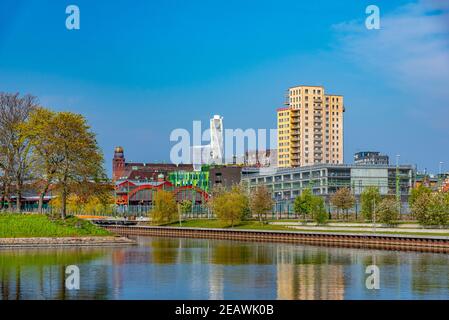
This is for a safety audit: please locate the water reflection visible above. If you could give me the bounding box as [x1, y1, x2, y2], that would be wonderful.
[0, 248, 109, 299]
[0, 236, 449, 300]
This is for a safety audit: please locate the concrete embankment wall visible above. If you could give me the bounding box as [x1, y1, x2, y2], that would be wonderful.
[0, 236, 135, 248]
[105, 225, 449, 253]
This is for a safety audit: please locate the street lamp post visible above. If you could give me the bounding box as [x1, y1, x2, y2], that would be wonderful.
[439, 161, 444, 189]
[396, 154, 401, 216]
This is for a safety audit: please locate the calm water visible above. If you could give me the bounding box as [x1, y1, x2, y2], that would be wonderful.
[1, 236, 449, 300]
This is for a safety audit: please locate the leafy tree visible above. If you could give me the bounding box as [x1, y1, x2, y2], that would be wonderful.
[212, 186, 248, 227]
[311, 196, 328, 225]
[412, 192, 449, 226]
[77, 182, 114, 215]
[232, 183, 251, 220]
[360, 186, 381, 221]
[24, 107, 63, 213]
[425, 193, 449, 226]
[49, 193, 80, 215]
[294, 188, 314, 221]
[411, 192, 430, 224]
[150, 190, 177, 224]
[50, 190, 114, 216]
[249, 185, 274, 223]
[50, 112, 105, 219]
[330, 187, 355, 220]
[0, 93, 37, 211]
[409, 185, 432, 209]
[375, 197, 399, 225]
[179, 200, 192, 214]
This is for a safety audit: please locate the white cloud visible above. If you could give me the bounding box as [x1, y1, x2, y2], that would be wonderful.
[333, 0, 449, 103]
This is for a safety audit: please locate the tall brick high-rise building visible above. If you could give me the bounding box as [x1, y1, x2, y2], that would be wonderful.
[277, 85, 345, 167]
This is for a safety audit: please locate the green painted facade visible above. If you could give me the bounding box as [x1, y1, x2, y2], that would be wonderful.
[168, 169, 210, 192]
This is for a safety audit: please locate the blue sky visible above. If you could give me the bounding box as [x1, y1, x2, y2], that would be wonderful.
[1, 0, 448, 176]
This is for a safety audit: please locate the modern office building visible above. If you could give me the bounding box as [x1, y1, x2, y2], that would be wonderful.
[241, 164, 415, 209]
[208, 166, 243, 190]
[277, 85, 344, 168]
[354, 151, 389, 165]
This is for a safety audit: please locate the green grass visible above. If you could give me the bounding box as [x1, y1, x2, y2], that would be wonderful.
[0, 214, 111, 238]
[167, 219, 305, 231]
[165, 219, 449, 237]
[266, 219, 419, 224]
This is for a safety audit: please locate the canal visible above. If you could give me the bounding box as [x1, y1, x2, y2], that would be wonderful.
[1, 236, 448, 300]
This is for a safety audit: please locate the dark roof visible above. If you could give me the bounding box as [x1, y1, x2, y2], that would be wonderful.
[125, 163, 193, 170]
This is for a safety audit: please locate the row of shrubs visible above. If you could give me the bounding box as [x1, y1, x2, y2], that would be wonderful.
[150, 184, 449, 228]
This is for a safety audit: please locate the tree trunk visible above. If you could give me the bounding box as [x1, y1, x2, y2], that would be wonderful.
[0, 181, 4, 211]
[16, 183, 22, 213]
[38, 183, 50, 214]
[3, 182, 12, 212]
[16, 175, 23, 213]
[38, 194, 44, 214]
[61, 188, 67, 219]
[15, 196, 20, 213]
[0, 187, 4, 211]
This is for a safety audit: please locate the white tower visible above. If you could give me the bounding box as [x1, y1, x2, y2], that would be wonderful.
[210, 115, 224, 164]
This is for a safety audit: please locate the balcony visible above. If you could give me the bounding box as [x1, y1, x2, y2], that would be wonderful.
[291, 143, 300, 148]
[291, 118, 300, 124]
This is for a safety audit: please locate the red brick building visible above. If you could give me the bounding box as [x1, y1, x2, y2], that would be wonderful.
[112, 146, 193, 182]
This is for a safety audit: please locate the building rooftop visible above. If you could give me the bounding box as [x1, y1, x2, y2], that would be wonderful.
[242, 163, 415, 178]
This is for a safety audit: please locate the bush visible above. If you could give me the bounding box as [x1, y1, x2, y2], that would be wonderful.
[212, 186, 248, 227]
[250, 186, 274, 223]
[294, 189, 313, 221]
[412, 192, 449, 226]
[312, 197, 328, 225]
[375, 198, 399, 225]
[360, 186, 381, 221]
[409, 185, 433, 221]
[150, 190, 177, 224]
[179, 200, 192, 214]
[330, 187, 355, 220]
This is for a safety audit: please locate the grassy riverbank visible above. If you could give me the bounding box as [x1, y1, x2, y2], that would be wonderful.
[167, 219, 292, 231]
[164, 219, 449, 237]
[0, 214, 111, 238]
